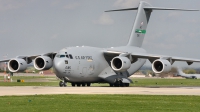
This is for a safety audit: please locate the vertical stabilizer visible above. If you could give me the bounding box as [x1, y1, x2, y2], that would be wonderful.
[105, 1, 198, 47]
[105, 1, 153, 47]
[127, 1, 152, 47]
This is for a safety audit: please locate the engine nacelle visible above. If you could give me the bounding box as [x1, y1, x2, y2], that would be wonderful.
[152, 59, 171, 74]
[8, 58, 28, 72]
[111, 56, 131, 72]
[34, 56, 53, 70]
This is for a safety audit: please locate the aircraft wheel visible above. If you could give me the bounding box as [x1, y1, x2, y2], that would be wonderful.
[120, 81, 124, 87]
[71, 83, 75, 87]
[82, 83, 86, 87]
[77, 83, 81, 87]
[59, 81, 64, 87]
[125, 83, 130, 87]
[120, 83, 124, 87]
[114, 83, 119, 87]
[109, 83, 114, 87]
[87, 83, 91, 87]
[114, 80, 120, 87]
[64, 82, 67, 87]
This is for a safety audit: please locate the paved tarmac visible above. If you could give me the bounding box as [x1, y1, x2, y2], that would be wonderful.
[1, 86, 200, 96]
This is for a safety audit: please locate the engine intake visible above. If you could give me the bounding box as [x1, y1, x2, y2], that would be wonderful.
[111, 57, 131, 72]
[8, 58, 27, 72]
[34, 56, 53, 70]
[152, 59, 171, 74]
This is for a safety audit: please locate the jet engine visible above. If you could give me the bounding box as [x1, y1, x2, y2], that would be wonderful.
[34, 56, 53, 70]
[8, 58, 27, 72]
[152, 59, 171, 74]
[111, 56, 131, 72]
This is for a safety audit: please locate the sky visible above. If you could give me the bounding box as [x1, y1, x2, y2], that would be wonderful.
[0, 0, 200, 68]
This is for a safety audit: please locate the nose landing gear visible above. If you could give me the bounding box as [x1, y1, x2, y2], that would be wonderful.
[59, 81, 67, 87]
[59, 78, 68, 87]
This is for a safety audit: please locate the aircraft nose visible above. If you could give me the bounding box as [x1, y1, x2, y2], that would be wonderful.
[53, 58, 65, 73]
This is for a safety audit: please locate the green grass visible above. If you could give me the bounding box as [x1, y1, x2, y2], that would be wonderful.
[0, 94, 199, 112]
[92, 78, 200, 87]
[0, 75, 59, 86]
[0, 77, 199, 112]
[0, 82, 59, 86]
[1, 75, 200, 87]
[0, 75, 57, 81]
[131, 78, 200, 87]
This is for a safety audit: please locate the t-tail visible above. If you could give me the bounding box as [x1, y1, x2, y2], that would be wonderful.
[105, 1, 199, 47]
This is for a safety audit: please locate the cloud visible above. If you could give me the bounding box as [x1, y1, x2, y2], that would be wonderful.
[93, 13, 114, 25]
[168, 12, 181, 18]
[0, 29, 9, 34]
[50, 0, 61, 6]
[158, 43, 177, 50]
[63, 2, 80, 10]
[173, 34, 185, 42]
[146, 42, 177, 50]
[0, 0, 24, 12]
[113, 0, 148, 8]
[50, 34, 59, 39]
[185, 19, 199, 24]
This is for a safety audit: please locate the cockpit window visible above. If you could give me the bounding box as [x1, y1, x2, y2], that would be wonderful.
[69, 54, 73, 59]
[60, 55, 65, 58]
[56, 53, 66, 58]
[56, 54, 60, 58]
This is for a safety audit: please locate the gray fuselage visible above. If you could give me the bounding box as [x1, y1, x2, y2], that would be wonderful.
[53, 46, 146, 83]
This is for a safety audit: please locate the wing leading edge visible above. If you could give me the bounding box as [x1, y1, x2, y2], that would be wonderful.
[0, 52, 57, 63]
[104, 50, 200, 65]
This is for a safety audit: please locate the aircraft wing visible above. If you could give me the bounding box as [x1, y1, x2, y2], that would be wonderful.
[104, 50, 200, 65]
[0, 52, 57, 63]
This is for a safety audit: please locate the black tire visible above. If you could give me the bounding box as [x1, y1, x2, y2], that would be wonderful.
[64, 83, 67, 87]
[120, 83, 124, 87]
[59, 81, 64, 87]
[87, 83, 91, 87]
[114, 83, 119, 87]
[82, 83, 86, 87]
[109, 83, 114, 87]
[125, 83, 130, 87]
[114, 80, 120, 87]
[77, 83, 81, 87]
[71, 83, 75, 87]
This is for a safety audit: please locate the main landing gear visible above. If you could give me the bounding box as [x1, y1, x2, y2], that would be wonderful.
[59, 81, 91, 87]
[71, 83, 91, 87]
[109, 80, 130, 87]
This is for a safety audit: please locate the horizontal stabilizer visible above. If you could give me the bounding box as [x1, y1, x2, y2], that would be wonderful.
[105, 8, 138, 12]
[144, 7, 199, 11]
[105, 7, 199, 12]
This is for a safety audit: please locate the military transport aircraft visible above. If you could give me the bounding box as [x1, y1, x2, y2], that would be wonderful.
[1, 1, 200, 87]
[176, 67, 200, 79]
